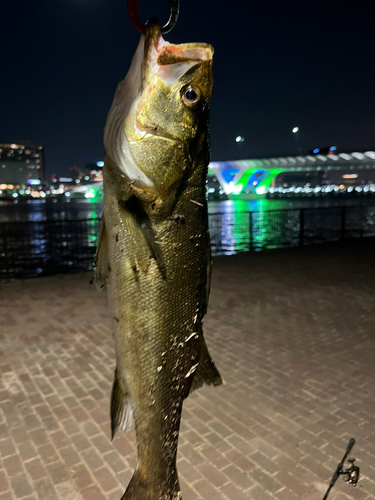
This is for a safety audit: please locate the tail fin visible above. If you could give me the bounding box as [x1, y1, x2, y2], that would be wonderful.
[121, 469, 181, 500]
[111, 370, 133, 439]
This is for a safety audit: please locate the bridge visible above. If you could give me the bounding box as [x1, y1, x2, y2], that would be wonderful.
[209, 151, 375, 198]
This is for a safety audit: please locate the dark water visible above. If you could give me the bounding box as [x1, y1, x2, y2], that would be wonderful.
[1, 197, 375, 278]
[1, 196, 375, 223]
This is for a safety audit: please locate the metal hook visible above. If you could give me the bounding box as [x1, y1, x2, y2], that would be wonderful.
[127, 0, 180, 35]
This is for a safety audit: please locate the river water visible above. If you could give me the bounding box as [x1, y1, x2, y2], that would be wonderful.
[1, 196, 375, 223]
[1, 197, 375, 278]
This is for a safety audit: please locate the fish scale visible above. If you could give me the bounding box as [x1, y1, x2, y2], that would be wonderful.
[95, 20, 222, 500]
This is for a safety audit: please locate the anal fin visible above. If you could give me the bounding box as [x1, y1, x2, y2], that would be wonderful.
[111, 369, 133, 439]
[189, 330, 222, 394]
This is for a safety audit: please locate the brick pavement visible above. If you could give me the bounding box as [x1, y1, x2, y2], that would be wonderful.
[1, 239, 375, 500]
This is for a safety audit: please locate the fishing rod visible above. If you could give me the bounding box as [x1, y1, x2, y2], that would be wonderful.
[322, 437, 360, 500]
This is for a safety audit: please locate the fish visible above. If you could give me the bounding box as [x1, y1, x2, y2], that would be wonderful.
[94, 19, 222, 500]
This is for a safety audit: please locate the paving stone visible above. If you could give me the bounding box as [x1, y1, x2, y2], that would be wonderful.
[199, 445, 231, 470]
[80, 448, 105, 471]
[60, 419, 80, 436]
[37, 443, 60, 465]
[94, 466, 119, 492]
[58, 446, 81, 467]
[0, 491, 15, 500]
[193, 478, 222, 499]
[102, 450, 127, 474]
[0, 439, 16, 458]
[106, 490, 125, 500]
[9, 474, 33, 498]
[221, 464, 254, 490]
[80, 485, 107, 500]
[0, 470, 10, 494]
[24, 459, 47, 482]
[81, 421, 101, 438]
[3, 456, 24, 478]
[224, 449, 256, 472]
[32, 477, 57, 500]
[45, 461, 70, 485]
[71, 464, 93, 490]
[220, 482, 252, 500]
[1, 241, 375, 499]
[91, 434, 113, 455]
[252, 468, 283, 494]
[199, 463, 228, 488]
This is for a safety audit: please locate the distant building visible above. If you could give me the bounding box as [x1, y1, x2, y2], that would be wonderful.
[0, 142, 44, 188]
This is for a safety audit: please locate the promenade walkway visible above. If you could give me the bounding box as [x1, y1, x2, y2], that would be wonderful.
[1, 239, 375, 500]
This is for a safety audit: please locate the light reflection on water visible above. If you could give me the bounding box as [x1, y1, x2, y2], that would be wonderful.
[1, 198, 375, 278]
[1, 197, 374, 223]
[0, 199, 103, 223]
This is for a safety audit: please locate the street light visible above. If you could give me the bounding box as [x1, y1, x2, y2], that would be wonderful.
[292, 127, 299, 134]
[236, 136, 245, 143]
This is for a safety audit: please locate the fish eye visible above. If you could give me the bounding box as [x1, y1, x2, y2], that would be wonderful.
[181, 86, 201, 107]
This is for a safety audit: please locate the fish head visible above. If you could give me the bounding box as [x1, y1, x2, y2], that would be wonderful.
[104, 20, 214, 197]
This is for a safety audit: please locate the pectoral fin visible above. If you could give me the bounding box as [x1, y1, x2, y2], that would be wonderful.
[124, 196, 166, 278]
[94, 218, 109, 291]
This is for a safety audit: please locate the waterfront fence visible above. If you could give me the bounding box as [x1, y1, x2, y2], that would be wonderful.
[1, 205, 375, 279]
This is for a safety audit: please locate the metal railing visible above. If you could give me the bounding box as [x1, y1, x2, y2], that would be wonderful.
[0, 219, 101, 280]
[1, 205, 375, 280]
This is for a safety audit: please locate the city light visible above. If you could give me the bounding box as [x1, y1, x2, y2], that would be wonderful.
[96, 161, 104, 167]
[235, 136, 245, 143]
[85, 188, 97, 199]
[255, 186, 266, 195]
[292, 127, 299, 133]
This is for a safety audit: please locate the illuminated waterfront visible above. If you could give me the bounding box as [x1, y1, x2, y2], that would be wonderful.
[1, 196, 375, 223]
[1, 197, 375, 279]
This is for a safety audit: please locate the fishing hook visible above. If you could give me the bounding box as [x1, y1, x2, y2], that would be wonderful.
[127, 0, 180, 35]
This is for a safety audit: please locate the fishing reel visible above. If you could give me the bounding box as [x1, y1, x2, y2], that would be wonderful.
[341, 458, 360, 485]
[322, 438, 360, 499]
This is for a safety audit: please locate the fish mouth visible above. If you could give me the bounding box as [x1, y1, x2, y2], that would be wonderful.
[140, 124, 180, 143]
[143, 19, 213, 88]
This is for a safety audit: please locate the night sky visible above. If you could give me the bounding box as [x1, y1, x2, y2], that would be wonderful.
[2, 0, 375, 178]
